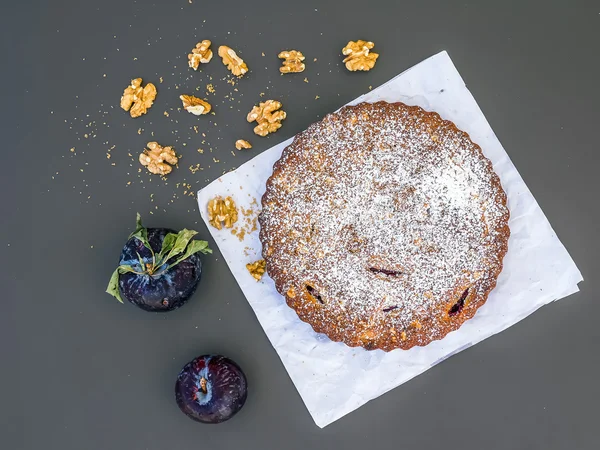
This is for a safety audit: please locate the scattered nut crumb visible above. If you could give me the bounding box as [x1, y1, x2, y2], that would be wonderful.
[120, 78, 157, 118]
[206, 83, 215, 93]
[247, 100, 286, 136]
[235, 139, 252, 150]
[342, 40, 379, 71]
[315, 95, 320, 99]
[180, 95, 212, 115]
[139, 142, 178, 175]
[189, 163, 203, 174]
[278, 50, 305, 73]
[188, 40, 213, 70]
[218, 45, 248, 77]
[246, 259, 266, 281]
[207, 196, 238, 230]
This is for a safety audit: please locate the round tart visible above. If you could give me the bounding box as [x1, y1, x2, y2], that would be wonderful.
[259, 101, 510, 351]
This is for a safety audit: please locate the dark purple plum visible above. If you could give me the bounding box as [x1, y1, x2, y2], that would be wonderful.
[106, 214, 211, 311]
[118, 228, 202, 311]
[175, 355, 248, 424]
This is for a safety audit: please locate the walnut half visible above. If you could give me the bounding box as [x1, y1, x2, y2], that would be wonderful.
[120, 78, 157, 118]
[188, 40, 213, 70]
[180, 95, 211, 115]
[139, 142, 178, 175]
[247, 100, 286, 136]
[342, 40, 379, 72]
[246, 259, 266, 281]
[278, 50, 305, 73]
[218, 45, 248, 77]
[207, 196, 238, 230]
[235, 139, 252, 150]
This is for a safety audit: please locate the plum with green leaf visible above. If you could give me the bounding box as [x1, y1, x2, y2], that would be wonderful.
[106, 214, 212, 312]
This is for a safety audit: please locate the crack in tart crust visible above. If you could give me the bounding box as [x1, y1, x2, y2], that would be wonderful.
[259, 101, 510, 351]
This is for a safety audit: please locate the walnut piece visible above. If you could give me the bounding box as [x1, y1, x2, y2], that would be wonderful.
[342, 40, 379, 72]
[120, 78, 157, 118]
[207, 196, 238, 230]
[278, 50, 305, 73]
[235, 139, 252, 150]
[180, 95, 212, 115]
[139, 142, 178, 175]
[246, 259, 266, 281]
[247, 100, 286, 136]
[218, 45, 248, 77]
[188, 40, 213, 70]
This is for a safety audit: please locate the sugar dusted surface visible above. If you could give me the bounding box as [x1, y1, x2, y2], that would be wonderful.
[259, 102, 510, 351]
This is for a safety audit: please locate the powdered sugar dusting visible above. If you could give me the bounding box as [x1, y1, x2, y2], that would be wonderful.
[260, 102, 509, 350]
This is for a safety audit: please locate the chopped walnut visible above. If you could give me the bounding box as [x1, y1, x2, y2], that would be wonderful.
[218, 45, 248, 77]
[207, 196, 238, 230]
[235, 139, 252, 150]
[247, 100, 286, 136]
[278, 50, 305, 73]
[342, 40, 379, 72]
[188, 40, 213, 70]
[120, 78, 157, 118]
[246, 259, 266, 281]
[139, 142, 178, 175]
[180, 95, 212, 115]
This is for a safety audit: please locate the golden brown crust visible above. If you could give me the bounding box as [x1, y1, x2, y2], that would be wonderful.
[259, 101, 510, 351]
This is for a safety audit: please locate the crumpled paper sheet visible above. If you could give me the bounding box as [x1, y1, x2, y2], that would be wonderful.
[197, 51, 583, 428]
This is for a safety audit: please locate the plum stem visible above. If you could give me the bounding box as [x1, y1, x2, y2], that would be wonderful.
[200, 377, 208, 394]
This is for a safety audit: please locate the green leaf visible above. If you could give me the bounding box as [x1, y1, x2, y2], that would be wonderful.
[164, 229, 198, 262]
[106, 265, 140, 303]
[167, 240, 212, 270]
[135, 251, 145, 269]
[157, 232, 179, 260]
[106, 268, 124, 303]
[129, 212, 152, 251]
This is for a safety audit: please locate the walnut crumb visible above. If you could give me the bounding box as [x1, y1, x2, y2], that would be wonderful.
[180, 95, 211, 115]
[342, 40, 379, 71]
[139, 142, 178, 175]
[235, 139, 252, 150]
[278, 50, 305, 73]
[207, 196, 238, 230]
[247, 100, 286, 136]
[246, 259, 266, 281]
[188, 40, 213, 70]
[218, 45, 248, 77]
[120, 78, 157, 118]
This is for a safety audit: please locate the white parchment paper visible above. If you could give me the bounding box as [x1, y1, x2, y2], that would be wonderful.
[197, 51, 583, 428]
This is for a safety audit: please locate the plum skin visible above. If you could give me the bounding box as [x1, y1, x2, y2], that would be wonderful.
[118, 228, 202, 312]
[175, 355, 248, 424]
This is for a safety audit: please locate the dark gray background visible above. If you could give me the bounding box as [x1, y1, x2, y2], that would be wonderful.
[4, 0, 599, 448]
